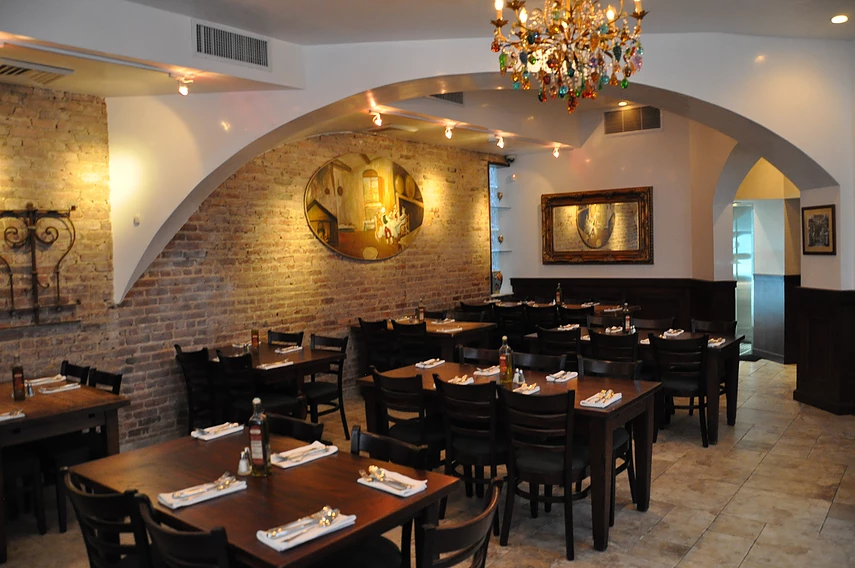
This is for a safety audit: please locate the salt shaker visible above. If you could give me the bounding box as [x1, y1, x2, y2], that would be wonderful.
[237, 447, 251, 476]
[25, 382, 34, 398]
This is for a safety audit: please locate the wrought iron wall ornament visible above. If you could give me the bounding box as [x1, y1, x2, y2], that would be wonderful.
[0, 202, 77, 324]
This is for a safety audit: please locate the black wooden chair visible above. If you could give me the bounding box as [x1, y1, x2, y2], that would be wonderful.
[525, 304, 559, 331]
[60, 360, 91, 384]
[497, 389, 589, 561]
[175, 345, 217, 433]
[302, 334, 350, 438]
[65, 469, 151, 568]
[456, 346, 500, 366]
[391, 320, 433, 366]
[88, 369, 123, 395]
[558, 305, 593, 326]
[459, 302, 494, 322]
[358, 318, 399, 372]
[687, 319, 736, 415]
[494, 303, 528, 351]
[424, 310, 447, 320]
[434, 378, 505, 514]
[587, 314, 624, 329]
[631, 316, 675, 331]
[418, 479, 501, 568]
[512, 351, 566, 374]
[267, 330, 304, 346]
[536, 326, 582, 370]
[137, 494, 231, 568]
[268, 413, 324, 443]
[371, 368, 445, 469]
[589, 329, 639, 362]
[216, 351, 304, 422]
[650, 335, 711, 447]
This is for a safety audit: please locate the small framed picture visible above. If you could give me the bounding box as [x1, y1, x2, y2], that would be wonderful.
[802, 204, 836, 255]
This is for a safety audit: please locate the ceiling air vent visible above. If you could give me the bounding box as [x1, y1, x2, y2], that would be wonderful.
[430, 92, 464, 105]
[0, 58, 73, 88]
[604, 106, 661, 135]
[193, 21, 270, 69]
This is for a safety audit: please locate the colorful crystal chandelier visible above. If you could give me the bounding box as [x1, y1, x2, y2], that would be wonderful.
[491, 0, 648, 114]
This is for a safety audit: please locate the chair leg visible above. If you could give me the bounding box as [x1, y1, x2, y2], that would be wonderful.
[475, 467, 485, 499]
[463, 465, 474, 498]
[626, 446, 637, 504]
[544, 485, 552, 513]
[338, 395, 350, 440]
[610, 463, 617, 528]
[529, 483, 539, 519]
[499, 478, 515, 546]
[56, 473, 67, 533]
[309, 402, 319, 424]
[688, 396, 695, 416]
[400, 520, 412, 568]
[563, 479, 575, 561]
[32, 466, 46, 535]
[698, 394, 709, 448]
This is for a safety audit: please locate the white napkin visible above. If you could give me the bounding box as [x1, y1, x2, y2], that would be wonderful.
[448, 376, 474, 385]
[605, 326, 624, 334]
[258, 360, 294, 370]
[580, 391, 623, 408]
[546, 370, 578, 383]
[663, 329, 685, 338]
[232, 343, 250, 349]
[603, 307, 622, 312]
[0, 411, 25, 422]
[39, 383, 81, 394]
[581, 302, 600, 307]
[274, 345, 303, 355]
[708, 337, 726, 348]
[434, 318, 456, 324]
[474, 366, 500, 376]
[158, 480, 247, 510]
[271, 441, 338, 469]
[513, 383, 540, 395]
[357, 468, 427, 497]
[257, 513, 357, 552]
[557, 324, 579, 331]
[639, 338, 651, 345]
[27, 374, 66, 386]
[415, 359, 445, 369]
[191, 423, 243, 441]
[436, 327, 463, 333]
[581, 335, 590, 341]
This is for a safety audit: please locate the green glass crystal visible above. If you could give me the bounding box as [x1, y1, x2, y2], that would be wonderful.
[529, 54, 537, 65]
[620, 78, 629, 89]
[499, 52, 508, 69]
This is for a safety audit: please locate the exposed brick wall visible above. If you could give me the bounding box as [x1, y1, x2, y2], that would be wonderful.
[0, 84, 493, 448]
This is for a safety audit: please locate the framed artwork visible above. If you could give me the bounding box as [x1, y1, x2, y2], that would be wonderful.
[541, 186, 653, 264]
[304, 154, 424, 261]
[802, 204, 836, 255]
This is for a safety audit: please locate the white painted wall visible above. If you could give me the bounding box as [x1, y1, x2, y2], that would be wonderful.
[752, 200, 786, 276]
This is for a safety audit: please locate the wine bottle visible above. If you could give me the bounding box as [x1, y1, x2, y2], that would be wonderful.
[499, 336, 514, 387]
[418, 298, 425, 322]
[623, 302, 631, 333]
[251, 329, 259, 350]
[12, 355, 25, 402]
[247, 398, 271, 477]
[555, 283, 563, 305]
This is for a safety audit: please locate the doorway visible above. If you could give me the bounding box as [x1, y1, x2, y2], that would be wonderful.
[732, 202, 754, 356]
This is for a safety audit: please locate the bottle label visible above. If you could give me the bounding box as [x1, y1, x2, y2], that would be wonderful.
[499, 353, 507, 374]
[249, 426, 264, 465]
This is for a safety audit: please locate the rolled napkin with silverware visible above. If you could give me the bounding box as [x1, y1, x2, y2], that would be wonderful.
[435, 326, 463, 333]
[158, 472, 246, 510]
[639, 337, 651, 345]
[708, 337, 726, 348]
[257, 507, 356, 552]
[26, 374, 66, 386]
[663, 329, 685, 338]
[605, 326, 624, 335]
[257, 360, 294, 370]
[513, 383, 540, 395]
[415, 359, 445, 369]
[357, 465, 427, 497]
[546, 370, 578, 383]
[0, 410, 25, 422]
[580, 389, 623, 408]
[448, 375, 474, 385]
[271, 441, 338, 469]
[274, 345, 303, 355]
[39, 383, 81, 395]
[581, 302, 600, 307]
[557, 324, 579, 331]
[191, 423, 243, 441]
[474, 365, 500, 376]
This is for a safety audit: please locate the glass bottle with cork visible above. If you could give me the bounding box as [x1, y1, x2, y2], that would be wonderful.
[418, 298, 425, 322]
[250, 328, 260, 350]
[623, 302, 632, 334]
[499, 336, 514, 387]
[247, 397, 271, 477]
[555, 283, 563, 305]
[12, 355, 25, 402]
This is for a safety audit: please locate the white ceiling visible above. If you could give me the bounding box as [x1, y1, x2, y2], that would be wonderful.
[126, 0, 855, 42]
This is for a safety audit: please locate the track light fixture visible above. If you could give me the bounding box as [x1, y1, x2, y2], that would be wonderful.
[445, 125, 454, 139]
[553, 146, 561, 158]
[371, 112, 382, 126]
[496, 136, 505, 149]
[177, 76, 194, 96]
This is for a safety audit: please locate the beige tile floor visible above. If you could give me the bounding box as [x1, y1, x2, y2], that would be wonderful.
[6, 360, 855, 567]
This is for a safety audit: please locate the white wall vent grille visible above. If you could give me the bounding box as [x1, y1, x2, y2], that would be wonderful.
[604, 106, 661, 135]
[0, 58, 73, 87]
[193, 21, 269, 68]
[430, 92, 464, 105]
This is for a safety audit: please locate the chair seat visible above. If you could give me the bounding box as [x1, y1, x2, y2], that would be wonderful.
[388, 415, 445, 447]
[311, 535, 401, 568]
[662, 376, 704, 395]
[516, 445, 589, 475]
[301, 381, 339, 401]
[452, 435, 508, 458]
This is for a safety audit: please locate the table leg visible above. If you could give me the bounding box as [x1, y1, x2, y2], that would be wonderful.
[415, 502, 440, 568]
[632, 399, 654, 512]
[105, 409, 120, 455]
[589, 420, 614, 551]
[725, 345, 740, 426]
[361, 386, 386, 435]
[439, 338, 454, 363]
[705, 357, 720, 445]
[0, 450, 6, 563]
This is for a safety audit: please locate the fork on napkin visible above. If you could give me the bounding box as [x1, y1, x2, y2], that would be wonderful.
[274, 345, 303, 355]
[257, 509, 356, 552]
[557, 324, 579, 331]
[271, 441, 338, 469]
[662, 328, 685, 338]
[639, 337, 651, 345]
[158, 474, 247, 510]
[434, 318, 456, 324]
[415, 359, 445, 369]
[357, 466, 427, 497]
[708, 337, 726, 347]
[435, 326, 463, 333]
[257, 360, 294, 370]
[474, 365, 500, 376]
[26, 374, 66, 386]
[448, 375, 474, 385]
[0, 410, 25, 422]
[604, 326, 624, 335]
[191, 423, 243, 440]
[546, 370, 578, 383]
[513, 383, 540, 395]
[39, 383, 81, 395]
[581, 302, 600, 307]
[580, 389, 623, 408]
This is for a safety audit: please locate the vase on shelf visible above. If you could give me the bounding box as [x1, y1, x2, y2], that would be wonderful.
[491, 271, 503, 295]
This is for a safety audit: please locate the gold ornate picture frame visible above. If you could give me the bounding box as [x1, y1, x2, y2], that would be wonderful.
[541, 186, 653, 264]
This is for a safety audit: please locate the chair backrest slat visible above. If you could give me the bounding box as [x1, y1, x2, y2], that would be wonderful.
[216, 351, 256, 398]
[89, 369, 123, 395]
[577, 356, 641, 380]
[350, 426, 428, 469]
[371, 368, 426, 428]
[558, 305, 593, 326]
[535, 326, 581, 365]
[457, 346, 500, 366]
[691, 319, 737, 334]
[631, 316, 675, 331]
[267, 413, 324, 443]
[267, 330, 304, 346]
[589, 330, 638, 362]
[512, 351, 566, 373]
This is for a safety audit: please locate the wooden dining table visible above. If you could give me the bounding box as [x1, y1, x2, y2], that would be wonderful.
[351, 318, 497, 362]
[357, 362, 662, 552]
[0, 380, 129, 563]
[71, 432, 459, 568]
[213, 343, 346, 387]
[523, 327, 744, 445]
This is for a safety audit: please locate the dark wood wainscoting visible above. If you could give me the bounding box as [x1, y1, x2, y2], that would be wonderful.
[753, 274, 800, 364]
[794, 287, 855, 415]
[509, 278, 736, 329]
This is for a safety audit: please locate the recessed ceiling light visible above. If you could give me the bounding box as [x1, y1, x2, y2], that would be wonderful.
[831, 14, 848, 24]
[618, 101, 628, 107]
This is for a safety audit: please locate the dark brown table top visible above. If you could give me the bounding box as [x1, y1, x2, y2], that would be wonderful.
[71, 433, 459, 568]
[524, 327, 744, 349]
[213, 344, 345, 369]
[358, 362, 661, 419]
[351, 319, 496, 337]
[0, 381, 129, 427]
